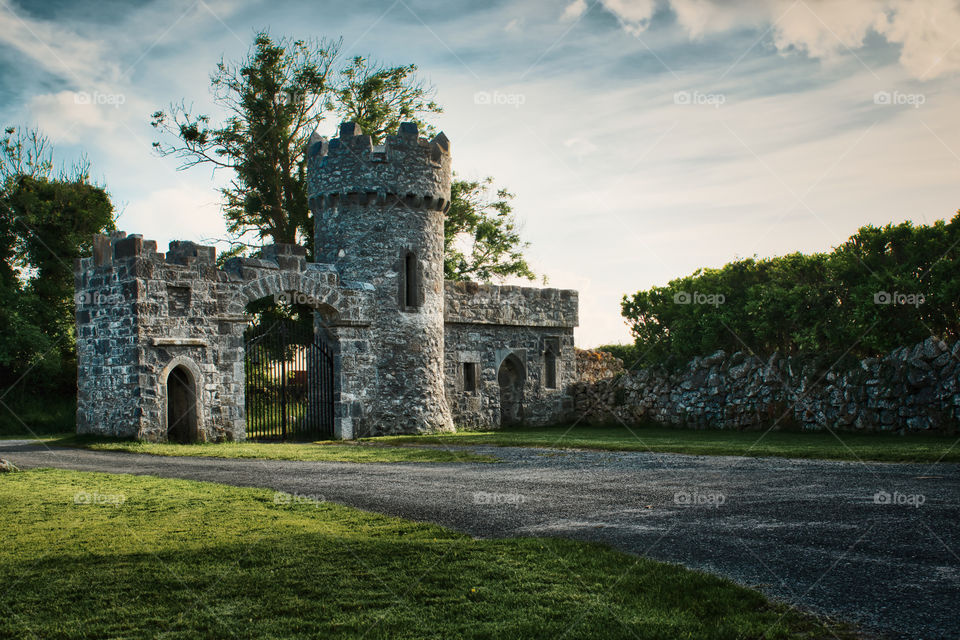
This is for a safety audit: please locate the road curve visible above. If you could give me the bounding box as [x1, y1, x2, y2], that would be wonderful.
[3, 440, 958, 639]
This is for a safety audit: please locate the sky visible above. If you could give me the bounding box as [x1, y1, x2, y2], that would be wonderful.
[1, 0, 959, 347]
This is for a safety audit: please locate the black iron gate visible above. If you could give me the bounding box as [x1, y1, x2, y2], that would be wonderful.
[244, 318, 334, 440]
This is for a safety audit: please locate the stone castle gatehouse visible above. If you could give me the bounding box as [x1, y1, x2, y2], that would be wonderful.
[74, 123, 578, 441]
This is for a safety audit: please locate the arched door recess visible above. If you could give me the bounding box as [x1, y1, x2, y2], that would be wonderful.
[166, 365, 198, 443]
[497, 353, 525, 427]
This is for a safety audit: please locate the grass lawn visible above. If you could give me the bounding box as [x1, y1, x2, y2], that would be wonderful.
[43, 435, 497, 464]
[0, 469, 855, 639]
[364, 424, 960, 463]
[0, 396, 75, 437]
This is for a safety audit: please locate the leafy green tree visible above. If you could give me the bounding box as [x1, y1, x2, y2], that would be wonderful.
[152, 33, 340, 246]
[445, 177, 535, 282]
[151, 32, 442, 249]
[331, 56, 441, 144]
[0, 126, 115, 396]
[621, 212, 960, 368]
[153, 32, 537, 285]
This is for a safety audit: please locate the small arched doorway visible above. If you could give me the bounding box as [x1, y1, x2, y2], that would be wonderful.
[166, 365, 198, 443]
[498, 353, 525, 427]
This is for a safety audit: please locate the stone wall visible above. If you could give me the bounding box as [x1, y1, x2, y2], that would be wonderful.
[575, 349, 625, 384]
[572, 337, 960, 433]
[444, 281, 578, 428]
[445, 281, 579, 328]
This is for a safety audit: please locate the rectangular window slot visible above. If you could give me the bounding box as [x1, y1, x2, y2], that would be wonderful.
[544, 337, 560, 389]
[463, 362, 478, 393]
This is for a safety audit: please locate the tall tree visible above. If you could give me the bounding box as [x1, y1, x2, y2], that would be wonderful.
[152, 31, 537, 284]
[151, 32, 442, 248]
[152, 33, 340, 246]
[0, 126, 115, 395]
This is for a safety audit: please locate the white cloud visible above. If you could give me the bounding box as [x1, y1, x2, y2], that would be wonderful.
[563, 136, 599, 158]
[600, 0, 658, 34]
[593, 0, 960, 78]
[122, 185, 228, 248]
[669, 0, 766, 39]
[505, 17, 524, 33]
[875, 0, 960, 78]
[0, 3, 120, 88]
[769, 1, 884, 58]
[562, 0, 588, 21]
[26, 91, 120, 143]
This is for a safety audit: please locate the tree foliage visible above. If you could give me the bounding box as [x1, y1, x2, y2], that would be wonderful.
[151, 32, 441, 248]
[152, 32, 536, 284]
[621, 213, 960, 368]
[445, 177, 535, 282]
[0, 127, 115, 396]
[332, 56, 440, 144]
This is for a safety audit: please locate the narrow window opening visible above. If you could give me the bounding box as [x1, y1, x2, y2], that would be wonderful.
[463, 362, 478, 393]
[403, 252, 419, 310]
[544, 350, 557, 389]
[544, 338, 560, 390]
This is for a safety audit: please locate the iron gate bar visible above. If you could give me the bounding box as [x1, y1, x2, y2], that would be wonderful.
[244, 317, 334, 441]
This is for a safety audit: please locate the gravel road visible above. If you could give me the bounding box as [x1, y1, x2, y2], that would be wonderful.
[3, 440, 958, 639]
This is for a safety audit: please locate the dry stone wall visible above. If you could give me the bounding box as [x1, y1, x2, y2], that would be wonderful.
[573, 337, 960, 433]
[576, 349, 625, 384]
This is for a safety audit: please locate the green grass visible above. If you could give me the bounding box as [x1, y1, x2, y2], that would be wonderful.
[44, 434, 497, 464]
[364, 424, 960, 463]
[0, 469, 855, 639]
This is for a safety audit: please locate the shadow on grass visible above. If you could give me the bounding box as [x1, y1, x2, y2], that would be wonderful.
[0, 469, 857, 640]
[41, 434, 498, 464]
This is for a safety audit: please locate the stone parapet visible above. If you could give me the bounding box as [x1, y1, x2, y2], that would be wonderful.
[444, 281, 578, 328]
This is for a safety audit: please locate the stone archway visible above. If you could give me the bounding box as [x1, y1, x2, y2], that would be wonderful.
[226, 273, 373, 440]
[161, 358, 201, 442]
[498, 353, 525, 427]
[243, 311, 336, 440]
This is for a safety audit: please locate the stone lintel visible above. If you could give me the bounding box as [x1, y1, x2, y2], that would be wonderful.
[151, 338, 209, 346]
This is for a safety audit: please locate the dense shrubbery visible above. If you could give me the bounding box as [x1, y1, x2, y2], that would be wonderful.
[0, 127, 115, 421]
[621, 213, 960, 368]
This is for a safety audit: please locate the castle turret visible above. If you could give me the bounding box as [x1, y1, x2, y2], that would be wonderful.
[307, 122, 454, 434]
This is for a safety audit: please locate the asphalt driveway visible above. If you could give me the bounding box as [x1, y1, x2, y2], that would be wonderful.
[3, 440, 958, 639]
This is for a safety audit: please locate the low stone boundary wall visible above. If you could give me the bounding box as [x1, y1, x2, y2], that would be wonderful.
[572, 337, 960, 433]
[575, 348, 625, 384]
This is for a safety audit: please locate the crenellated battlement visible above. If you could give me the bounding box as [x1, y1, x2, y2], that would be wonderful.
[306, 122, 451, 212]
[74, 232, 218, 276]
[74, 233, 318, 279]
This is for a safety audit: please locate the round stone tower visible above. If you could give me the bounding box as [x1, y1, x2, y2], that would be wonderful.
[306, 121, 454, 434]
